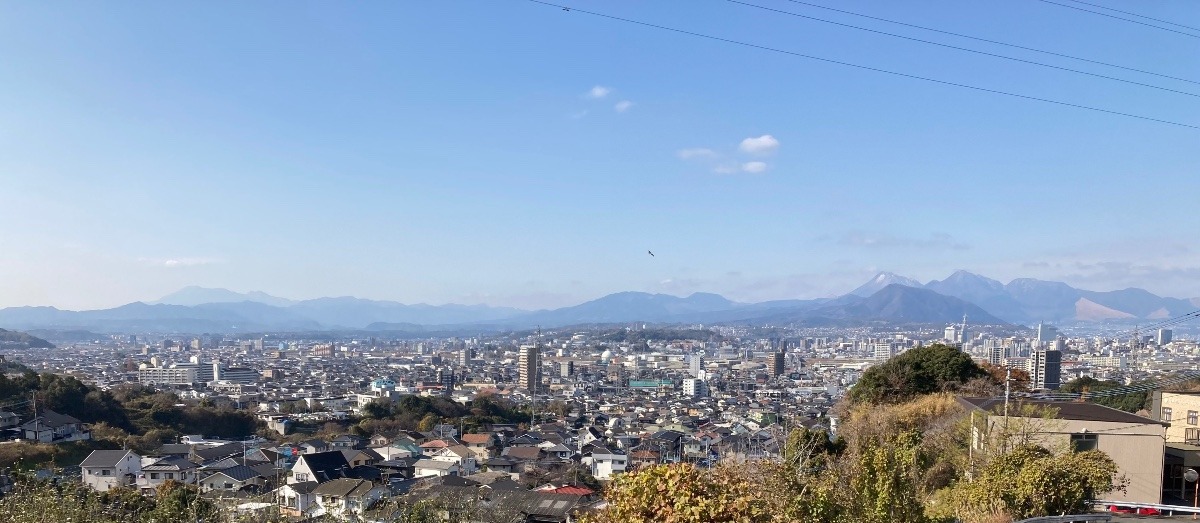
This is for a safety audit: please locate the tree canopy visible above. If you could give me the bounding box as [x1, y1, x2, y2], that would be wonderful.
[850, 343, 988, 403]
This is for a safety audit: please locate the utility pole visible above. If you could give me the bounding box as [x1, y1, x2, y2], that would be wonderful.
[1003, 367, 1012, 452]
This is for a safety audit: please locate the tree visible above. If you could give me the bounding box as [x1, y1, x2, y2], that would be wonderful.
[1060, 376, 1150, 413]
[581, 463, 772, 523]
[930, 444, 1122, 522]
[851, 344, 987, 403]
[417, 413, 438, 432]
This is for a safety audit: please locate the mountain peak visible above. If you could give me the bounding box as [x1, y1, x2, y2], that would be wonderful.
[849, 272, 922, 297]
[153, 287, 295, 307]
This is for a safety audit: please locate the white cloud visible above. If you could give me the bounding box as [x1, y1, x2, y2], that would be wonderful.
[741, 161, 768, 173]
[713, 164, 740, 174]
[587, 85, 611, 99]
[739, 134, 780, 155]
[677, 148, 717, 160]
[139, 257, 221, 268]
[614, 100, 633, 113]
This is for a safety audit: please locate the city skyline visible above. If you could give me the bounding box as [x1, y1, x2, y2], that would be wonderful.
[3, 1, 1198, 310]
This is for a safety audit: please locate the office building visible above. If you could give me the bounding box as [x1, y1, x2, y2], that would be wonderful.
[682, 378, 707, 398]
[768, 351, 785, 377]
[1027, 349, 1062, 390]
[1158, 329, 1174, 346]
[459, 348, 474, 367]
[518, 345, 539, 393]
[1036, 323, 1058, 348]
[873, 343, 898, 362]
[560, 360, 574, 378]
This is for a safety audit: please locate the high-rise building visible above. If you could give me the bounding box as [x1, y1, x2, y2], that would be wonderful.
[560, 360, 574, 378]
[459, 348, 474, 367]
[1158, 329, 1174, 346]
[768, 351, 785, 377]
[688, 354, 704, 378]
[873, 343, 897, 361]
[944, 325, 960, 345]
[518, 345, 539, 393]
[988, 345, 1007, 366]
[1027, 349, 1062, 390]
[1036, 323, 1058, 347]
[682, 378, 707, 398]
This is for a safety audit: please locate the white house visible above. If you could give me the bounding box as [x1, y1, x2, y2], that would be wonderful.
[138, 456, 199, 491]
[429, 445, 477, 475]
[413, 458, 460, 478]
[276, 481, 319, 518]
[582, 447, 627, 480]
[81, 450, 141, 492]
[311, 478, 391, 519]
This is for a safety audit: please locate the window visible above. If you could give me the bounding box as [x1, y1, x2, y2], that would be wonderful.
[102, 469, 111, 476]
[1163, 407, 1174, 422]
[165, 473, 174, 479]
[150, 473, 160, 480]
[1070, 433, 1098, 452]
[224, 482, 233, 489]
[1187, 428, 1200, 443]
[1188, 411, 1197, 425]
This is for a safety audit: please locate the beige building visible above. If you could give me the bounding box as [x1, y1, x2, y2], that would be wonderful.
[960, 397, 1167, 504]
[1152, 391, 1200, 502]
[1151, 391, 1200, 443]
[518, 345, 539, 393]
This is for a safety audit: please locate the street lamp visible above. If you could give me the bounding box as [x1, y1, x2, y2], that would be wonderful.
[1185, 468, 1199, 520]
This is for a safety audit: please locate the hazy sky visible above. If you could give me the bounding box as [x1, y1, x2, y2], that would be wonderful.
[2, 1, 1198, 310]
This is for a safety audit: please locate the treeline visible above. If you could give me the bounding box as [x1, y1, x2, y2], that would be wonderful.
[0, 372, 258, 457]
[0, 479, 312, 523]
[355, 393, 528, 435]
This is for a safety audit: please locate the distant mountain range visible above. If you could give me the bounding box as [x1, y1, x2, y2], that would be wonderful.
[0, 272, 1195, 334]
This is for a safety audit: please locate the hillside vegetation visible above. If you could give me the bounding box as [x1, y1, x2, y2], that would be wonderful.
[0, 328, 53, 348]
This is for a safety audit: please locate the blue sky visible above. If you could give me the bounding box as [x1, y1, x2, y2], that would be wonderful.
[1, 0, 1198, 310]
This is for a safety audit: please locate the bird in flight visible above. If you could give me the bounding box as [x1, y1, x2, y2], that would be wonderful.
[648, 250, 655, 257]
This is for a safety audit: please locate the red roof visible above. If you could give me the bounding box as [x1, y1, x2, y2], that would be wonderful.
[549, 485, 595, 496]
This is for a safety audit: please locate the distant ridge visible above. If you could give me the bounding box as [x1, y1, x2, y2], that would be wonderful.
[0, 272, 1195, 333]
[0, 328, 54, 349]
[153, 286, 295, 307]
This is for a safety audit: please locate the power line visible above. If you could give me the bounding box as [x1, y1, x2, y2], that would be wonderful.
[1055, 0, 1200, 33]
[775, 0, 1200, 86]
[1034, 0, 1200, 39]
[726, 0, 1200, 99]
[524, 0, 1199, 130]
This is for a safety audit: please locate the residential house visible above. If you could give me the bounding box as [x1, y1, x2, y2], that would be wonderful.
[501, 446, 544, 472]
[139, 456, 199, 490]
[290, 451, 350, 484]
[81, 450, 141, 492]
[312, 478, 391, 519]
[21, 409, 89, 443]
[0, 411, 19, 430]
[200, 465, 267, 494]
[341, 448, 383, 468]
[581, 445, 626, 480]
[413, 458, 460, 477]
[960, 397, 1166, 504]
[429, 444, 477, 475]
[330, 434, 365, 450]
[460, 433, 498, 460]
[276, 481, 319, 518]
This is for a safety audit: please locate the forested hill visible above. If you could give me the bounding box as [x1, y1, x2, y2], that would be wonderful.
[0, 328, 54, 349]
